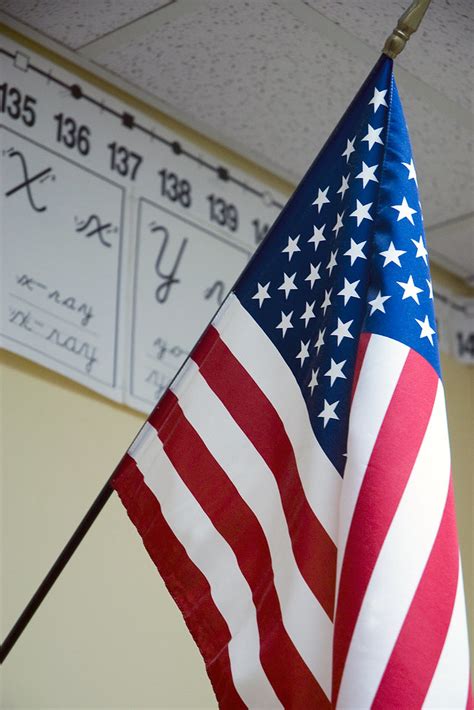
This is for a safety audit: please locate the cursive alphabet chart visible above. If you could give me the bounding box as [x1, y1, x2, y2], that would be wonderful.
[2, 125, 126, 392]
[130, 198, 251, 408]
[0, 36, 286, 409]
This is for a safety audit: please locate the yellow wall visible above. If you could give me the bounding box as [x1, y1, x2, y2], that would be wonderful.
[1, 27, 472, 709]
[430, 264, 473, 645]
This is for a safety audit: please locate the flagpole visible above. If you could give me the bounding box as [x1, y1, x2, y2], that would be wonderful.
[0, 475, 115, 664]
[0, 0, 435, 667]
[383, 0, 432, 59]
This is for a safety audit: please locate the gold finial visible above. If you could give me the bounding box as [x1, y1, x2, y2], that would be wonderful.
[383, 0, 432, 59]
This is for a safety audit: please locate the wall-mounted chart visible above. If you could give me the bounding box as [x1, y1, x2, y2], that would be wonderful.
[130, 198, 251, 409]
[2, 37, 471, 408]
[2, 126, 126, 396]
[0, 36, 287, 410]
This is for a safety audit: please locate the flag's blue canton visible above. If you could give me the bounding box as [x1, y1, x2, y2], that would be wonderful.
[235, 56, 440, 476]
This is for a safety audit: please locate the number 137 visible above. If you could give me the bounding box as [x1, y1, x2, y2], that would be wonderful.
[107, 142, 142, 180]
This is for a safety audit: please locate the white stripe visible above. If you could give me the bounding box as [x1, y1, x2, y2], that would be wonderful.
[173, 361, 333, 697]
[337, 382, 451, 708]
[336, 334, 408, 592]
[213, 293, 341, 543]
[424, 557, 471, 708]
[129, 422, 282, 709]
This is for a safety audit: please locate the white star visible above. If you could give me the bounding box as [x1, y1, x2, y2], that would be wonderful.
[326, 249, 338, 276]
[397, 275, 423, 304]
[412, 235, 428, 264]
[318, 399, 340, 427]
[362, 124, 384, 150]
[278, 272, 297, 299]
[305, 262, 321, 288]
[300, 301, 316, 327]
[369, 87, 388, 113]
[380, 241, 406, 267]
[332, 211, 345, 237]
[426, 278, 433, 299]
[321, 289, 332, 315]
[342, 136, 356, 163]
[402, 158, 418, 186]
[350, 199, 373, 226]
[308, 368, 319, 395]
[276, 310, 293, 337]
[308, 224, 326, 251]
[312, 186, 330, 212]
[324, 358, 347, 386]
[252, 281, 271, 308]
[337, 278, 360, 305]
[337, 174, 350, 199]
[331, 318, 354, 345]
[344, 238, 367, 265]
[282, 234, 301, 261]
[392, 196, 417, 225]
[415, 315, 436, 345]
[368, 291, 391, 315]
[314, 328, 326, 355]
[356, 161, 378, 189]
[296, 340, 310, 367]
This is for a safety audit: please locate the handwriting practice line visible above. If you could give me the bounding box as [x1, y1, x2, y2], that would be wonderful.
[9, 293, 100, 337]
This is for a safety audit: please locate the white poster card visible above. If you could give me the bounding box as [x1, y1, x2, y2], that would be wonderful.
[0, 36, 286, 409]
[451, 297, 474, 365]
[128, 198, 250, 409]
[1, 126, 126, 398]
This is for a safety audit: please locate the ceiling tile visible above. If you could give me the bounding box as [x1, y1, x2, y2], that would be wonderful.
[1, 0, 171, 49]
[2, 0, 472, 277]
[91, 0, 372, 179]
[305, 0, 473, 112]
[402, 90, 473, 227]
[428, 215, 474, 281]
[91, 0, 473, 229]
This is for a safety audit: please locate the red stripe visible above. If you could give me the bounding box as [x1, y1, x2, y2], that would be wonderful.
[112, 455, 245, 709]
[373, 480, 459, 707]
[148, 388, 180, 432]
[156, 390, 330, 709]
[332, 348, 439, 704]
[467, 677, 473, 710]
[351, 331, 370, 400]
[192, 325, 336, 619]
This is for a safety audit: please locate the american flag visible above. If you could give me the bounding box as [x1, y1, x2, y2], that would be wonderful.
[113, 56, 472, 708]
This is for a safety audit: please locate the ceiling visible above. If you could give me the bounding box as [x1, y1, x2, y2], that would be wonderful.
[1, 0, 473, 282]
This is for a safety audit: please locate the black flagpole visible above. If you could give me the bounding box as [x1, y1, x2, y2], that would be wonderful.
[0, 476, 115, 664]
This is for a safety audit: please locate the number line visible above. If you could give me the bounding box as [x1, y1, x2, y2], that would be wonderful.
[433, 289, 470, 314]
[135, 122, 171, 147]
[0, 46, 285, 209]
[140, 195, 252, 255]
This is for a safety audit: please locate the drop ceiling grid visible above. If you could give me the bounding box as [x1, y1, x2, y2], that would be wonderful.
[87, 0, 472, 229]
[93, 0, 370, 168]
[429, 220, 474, 281]
[401, 90, 473, 227]
[0, 0, 171, 49]
[305, 0, 474, 111]
[0, 0, 472, 279]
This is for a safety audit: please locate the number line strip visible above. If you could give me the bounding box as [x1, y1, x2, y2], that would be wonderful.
[0, 46, 285, 209]
[139, 195, 253, 255]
